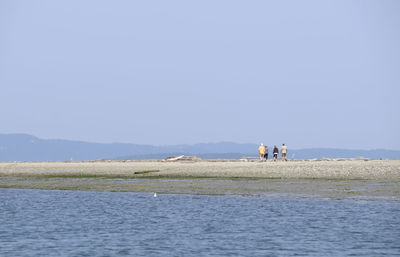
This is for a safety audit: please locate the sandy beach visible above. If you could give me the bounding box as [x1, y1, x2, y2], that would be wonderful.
[1, 160, 399, 199]
[1, 159, 399, 179]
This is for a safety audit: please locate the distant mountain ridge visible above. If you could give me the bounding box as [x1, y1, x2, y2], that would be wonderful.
[0, 134, 399, 162]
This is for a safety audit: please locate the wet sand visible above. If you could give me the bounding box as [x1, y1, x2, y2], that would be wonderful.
[0, 160, 399, 200]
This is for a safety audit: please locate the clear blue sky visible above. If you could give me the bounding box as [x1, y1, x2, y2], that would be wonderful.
[1, 0, 399, 149]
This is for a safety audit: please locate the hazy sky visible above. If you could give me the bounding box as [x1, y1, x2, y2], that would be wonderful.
[1, 0, 399, 149]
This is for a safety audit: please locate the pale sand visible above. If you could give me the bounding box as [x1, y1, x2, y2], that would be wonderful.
[0, 160, 399, 199]
[0, 160, 399, 179]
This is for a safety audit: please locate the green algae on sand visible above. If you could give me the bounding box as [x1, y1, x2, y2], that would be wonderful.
[0, 176, 399, 201]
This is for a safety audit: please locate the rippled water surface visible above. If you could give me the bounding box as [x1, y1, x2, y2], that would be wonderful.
[1, 189, 399, 256]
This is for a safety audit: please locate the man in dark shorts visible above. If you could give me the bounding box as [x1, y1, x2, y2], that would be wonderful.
[263, 145, 269, 160]
[273, 145, 279, 161]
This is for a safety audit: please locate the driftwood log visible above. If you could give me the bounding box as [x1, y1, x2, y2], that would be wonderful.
[163, 155, 201, 162]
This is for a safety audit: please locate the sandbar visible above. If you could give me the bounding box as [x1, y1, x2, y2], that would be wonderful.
[0, 160, 399, 200]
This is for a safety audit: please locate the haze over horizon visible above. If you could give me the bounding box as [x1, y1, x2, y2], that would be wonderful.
[1, 1, 399, 149]
[2, 133, 400, 152]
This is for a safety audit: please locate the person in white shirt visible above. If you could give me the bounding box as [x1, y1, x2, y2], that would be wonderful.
[281, 144, 288, 161]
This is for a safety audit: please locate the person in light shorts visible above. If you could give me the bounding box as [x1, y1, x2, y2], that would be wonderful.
[281, 144, 288, 161]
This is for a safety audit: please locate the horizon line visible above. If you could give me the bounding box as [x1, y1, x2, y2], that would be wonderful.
[1, 133, 400, 151]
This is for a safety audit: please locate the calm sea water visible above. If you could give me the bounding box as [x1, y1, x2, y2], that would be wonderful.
[1, 189, 399, 256]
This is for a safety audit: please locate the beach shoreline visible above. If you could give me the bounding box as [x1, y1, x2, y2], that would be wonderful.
[1, 160, 399, 200]
[1, 159, 399, 180]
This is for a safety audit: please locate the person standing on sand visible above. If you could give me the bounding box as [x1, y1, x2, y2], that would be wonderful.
[273, 145, 279, 161]
[281, 144, 288, 161]
[264, 145, 269, 160]
[258, 143, 266, 161]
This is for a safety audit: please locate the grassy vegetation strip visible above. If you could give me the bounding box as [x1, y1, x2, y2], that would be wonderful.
[0, 177, 399, 200]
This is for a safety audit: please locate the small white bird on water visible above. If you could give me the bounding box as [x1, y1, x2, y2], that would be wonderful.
[153, 192, 157, 197]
